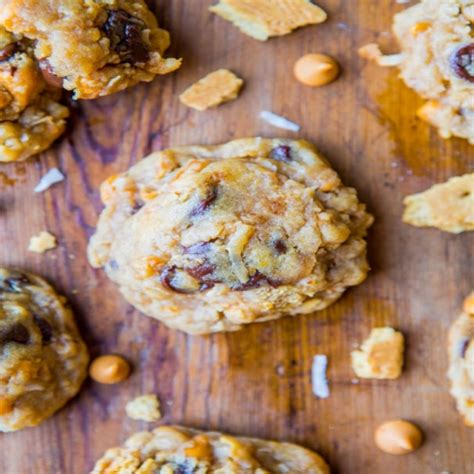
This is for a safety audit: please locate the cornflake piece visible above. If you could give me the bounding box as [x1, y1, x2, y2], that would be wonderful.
[34, 168, 65, 193]
[210, 0, 327, 41]
[179, 69, 243, 111]
[259, 111, 300, 131]
[125, 394, 161, 422]
[351, 327, 404, 380]
[403, 174, 474, 233]
[28, 231, 57, 253]
[312, 355, 329, 398]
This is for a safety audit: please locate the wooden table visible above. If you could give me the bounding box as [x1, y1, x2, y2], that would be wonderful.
[1, 1, 473, 472]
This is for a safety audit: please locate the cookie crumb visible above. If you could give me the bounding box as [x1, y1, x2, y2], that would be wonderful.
[351, 327, 404, 380]
[126, 394, 161, 422]
[179, 69, 243, 111]
[210, 0, 326, 41]
[28, 231, 57, 253]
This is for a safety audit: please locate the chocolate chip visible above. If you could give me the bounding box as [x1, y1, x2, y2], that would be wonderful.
[160, 266, 193, 294]
[33, 314, 53, 344]
[185, 262, 215, 280]
[460, 339, 471, 358]
[233, 271, 280, 291]
[273, 239, 287, 254]
[450, 44, 474, 83]
[102, 9, 149, 64]
[161, 265, 216, 293]
[0, 43, 17, 62]
[189, 186, 218, 218]
[0, 323, 30, 345]
[2, 273, 30, 293]
[270, 145, 292, 163]
[131, 199, 144, 214]
[39, 59, 64, 88]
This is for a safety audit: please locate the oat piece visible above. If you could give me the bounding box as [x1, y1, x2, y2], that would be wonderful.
[403, 174, 474, 234]
[351, 327, 404, 380]
[209, 0, 327, 41]
[448, 292, 474, 426]
[28, 231, 57, 253]
[125, 394, 161, 422]
[179, 69, 243, 111]
[91, 425, 330, 473]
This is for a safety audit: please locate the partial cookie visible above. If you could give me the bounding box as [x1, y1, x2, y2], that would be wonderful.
[87, 138, 373, 335]
[209, 0, 327, 41]
[91, 425, 330, 473]
[448, 292, 474, 426]
[403, 173, 474, 233]
[179, 69, 243, 111]
[0, 269, 88, 432]
[0, 0, 181, 99]
[351, 327, 404, 380]
[360, 0, 474, 143]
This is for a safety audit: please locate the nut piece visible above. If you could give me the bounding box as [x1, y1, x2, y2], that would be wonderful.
[89, 354, 131, 384]
[375, 420, 423, 455]
[293, 54, 340, 87]
[126, 394, 161, 422]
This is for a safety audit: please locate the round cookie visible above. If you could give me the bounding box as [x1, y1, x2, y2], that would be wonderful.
[88, 138, 373, 335]
[0, 269, 89, 432]
[448, 292, 474, 426]
[91, 425, 330, 473]
[393, 0, 474, 142]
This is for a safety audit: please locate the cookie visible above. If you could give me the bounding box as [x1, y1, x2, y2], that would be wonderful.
[179, 69, 244, 111]
[361, 0, 474, 143]
[0, 269, 88, 432]
[448, 292, 474, 426]
[403, 173, 474, 233]
[209, 0, 327, 41]
[351, 327, 404, 380]
[0, 0, 181, 99]
[91, 425, 330, 473]
[88, 138, 373, 335]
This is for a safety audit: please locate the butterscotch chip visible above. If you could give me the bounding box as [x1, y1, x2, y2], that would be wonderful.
[125, 394, 161, 422]
[28, 231, 57, 253]
[179, 69, 243, 111]
[375, 420, 423, 455]
[89, 354, 131, 384]
[403, 174, 474, 234]
[209, 0, 327, 41]
[351, 327, 404, 380]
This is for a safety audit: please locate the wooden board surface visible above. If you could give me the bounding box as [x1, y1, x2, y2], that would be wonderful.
[1, 1, 473, 472]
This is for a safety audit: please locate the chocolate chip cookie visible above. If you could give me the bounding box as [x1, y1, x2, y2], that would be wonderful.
[88, 138, 373, 335]
[0, 269, 89, 432]
[91, 425, 330, 473]
[448, 292, 474, 426]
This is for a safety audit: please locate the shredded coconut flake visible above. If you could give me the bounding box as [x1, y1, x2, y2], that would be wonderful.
[34, 168, 65, 193]
[259, 111, 301, 132]
[312, 355, 330, 398]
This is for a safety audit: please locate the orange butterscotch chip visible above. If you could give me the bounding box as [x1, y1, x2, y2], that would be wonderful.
[463, 292, 474, 315]
[410, 22, 431, 35]
[179, 69, 244, 111]
[0, 397, 13, 415]
[183, 435, 213, 461]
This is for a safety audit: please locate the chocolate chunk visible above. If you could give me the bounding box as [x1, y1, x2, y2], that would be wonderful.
[234, 271, 280, 291]
[0, 323, 30, 345]
[190, 186, 218, 218]
[161, 265, 216, 293]
[160, 266, 194, 294]
[273, 239, 287, 254]
[102, 9, 149, 64]
[39, 59, 64, 88]
[0, 43, 17, 62]
[131, 199, 145, 214]
[460, 338, 471, 358]
[2, 273, 31, 293]
[33, 314, 53, 344]
[185, 262, 215, 280]
[270, 145, 292, 163]
[450, 44, 474, 83]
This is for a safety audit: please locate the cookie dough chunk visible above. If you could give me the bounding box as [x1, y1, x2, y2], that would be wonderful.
[351, 327, 404, 380]
[0, 0, 181, 99]
[361, 0, 474, 143]
[0, 269, 88, 432]
[210, 0, 327, 41]
[88, 138, 373, 335]
[0, 27, 69, 162]
[179, 69, 244, 111]
[448, 292, 474, 426]
[403, 174, 474, 233]
[91, 425, 330, 473]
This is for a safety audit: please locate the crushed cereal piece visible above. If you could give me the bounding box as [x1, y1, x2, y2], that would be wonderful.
[34, 168, 65, 193]
[351, 327, 404, 380]
[259, 110, 300, 131]
[312, 354, 329, 398]
[209, 0, 327, 41]
[126, 394, 161, 422]
[28, 231, 57, 253]
[403, 174, 474, 233]
[179, 69, 243, 111]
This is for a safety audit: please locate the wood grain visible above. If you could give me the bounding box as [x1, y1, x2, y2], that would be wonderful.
[1, 1, 473, 473]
